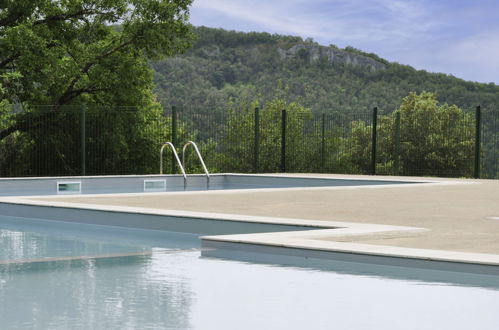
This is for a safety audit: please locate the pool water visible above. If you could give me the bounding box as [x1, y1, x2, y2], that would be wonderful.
[0, 216, 197, 262]
[0, 226, 147, 262]
[1, 216, 499, 330]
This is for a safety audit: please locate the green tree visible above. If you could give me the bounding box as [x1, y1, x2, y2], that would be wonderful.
[0, 0, 193, 134]
[397, 92, 474, 177]
[221, 98, 312, 173]
[340, 92, 475, 177]
[337, 119, 374, 174]
[0, 0, 194, 176]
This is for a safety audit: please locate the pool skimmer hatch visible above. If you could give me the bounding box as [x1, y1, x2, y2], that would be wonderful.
[144, 179, 167, 192]
[57, 181, 82, 195]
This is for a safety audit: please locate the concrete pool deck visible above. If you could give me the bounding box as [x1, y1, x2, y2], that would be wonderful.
[26, 174, 499, 257]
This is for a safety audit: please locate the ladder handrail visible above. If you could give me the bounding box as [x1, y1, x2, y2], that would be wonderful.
[182, 141, 210, 182]
[160, 142, 187, 182]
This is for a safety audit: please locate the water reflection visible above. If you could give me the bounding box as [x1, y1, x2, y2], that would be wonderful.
[0, 217, 199, 329]
[0, 216, 198, 263]
[202, 248, 499, 290]
[0, 252, 195, 329]
[2, 247, 499, 330]
[0, 227, 147, 262]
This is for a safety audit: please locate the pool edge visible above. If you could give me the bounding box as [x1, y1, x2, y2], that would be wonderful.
[1, 195, 499, 275]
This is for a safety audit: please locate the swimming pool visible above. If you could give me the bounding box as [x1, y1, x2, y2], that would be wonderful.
[1, 216, 499, 330]
[0, 174, 419, 196]
[1, 174, 498, 329]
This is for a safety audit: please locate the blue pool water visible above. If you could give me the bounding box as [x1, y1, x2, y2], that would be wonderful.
[1, 216, 499, 329]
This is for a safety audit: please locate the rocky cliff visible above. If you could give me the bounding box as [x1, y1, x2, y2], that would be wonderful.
[200, 43, 387, 72]
[278, 44, 387, 71]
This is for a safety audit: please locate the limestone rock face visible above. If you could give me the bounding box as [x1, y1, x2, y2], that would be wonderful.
[280, 44, 387, 71]
[198, 43, 387, 71]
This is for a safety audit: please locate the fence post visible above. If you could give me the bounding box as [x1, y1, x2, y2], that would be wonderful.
[474, 105, 481, 179]
[281, 109, 287, 173]
[370, 107, 378, 175]
[171, 105, 177, 174]
[321, 113, 325, 172]
[394, 111, 401, 176]
[80, 105, 86, 176]
[254, 107, 260, 173]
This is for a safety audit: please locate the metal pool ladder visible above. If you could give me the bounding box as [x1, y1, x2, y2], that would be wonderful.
[159, 141, 210, 187]
[160, 142, 187, 185]
[182, 141, 210, 186]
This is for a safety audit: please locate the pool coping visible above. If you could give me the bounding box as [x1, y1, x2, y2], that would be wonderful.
[0, 174, 496, 273]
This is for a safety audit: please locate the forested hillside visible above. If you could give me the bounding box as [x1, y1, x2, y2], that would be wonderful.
[152, 26, 499, 114]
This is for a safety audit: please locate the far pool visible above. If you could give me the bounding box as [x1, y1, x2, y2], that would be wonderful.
[0, 174, 421, 196]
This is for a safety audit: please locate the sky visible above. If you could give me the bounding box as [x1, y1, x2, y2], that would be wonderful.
[190, 0, 499, 85]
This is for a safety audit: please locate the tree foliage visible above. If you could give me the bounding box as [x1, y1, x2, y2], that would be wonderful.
[397, 92, 474, 176]
[211, 92, 476, 177]
[220, 97, 312, 173]
[1, 0, 193, 107]
[339, 92, 475, 177]
[0, 0, 194, 176]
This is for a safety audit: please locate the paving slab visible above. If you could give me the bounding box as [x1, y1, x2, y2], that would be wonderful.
[32, 174, 499, 255]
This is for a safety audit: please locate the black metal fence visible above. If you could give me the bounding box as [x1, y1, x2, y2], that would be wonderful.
[0, 104, 497, 179]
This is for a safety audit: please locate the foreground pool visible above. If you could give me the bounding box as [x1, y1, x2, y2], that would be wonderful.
[1, 216, 498, 330]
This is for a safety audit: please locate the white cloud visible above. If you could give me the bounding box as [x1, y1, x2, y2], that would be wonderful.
[191, 0, 439, 45]
[436, 31, 499, 83]
[191, 0, 327, 37]
[447, 31, 499, 67]
[384, 29, 499, 84]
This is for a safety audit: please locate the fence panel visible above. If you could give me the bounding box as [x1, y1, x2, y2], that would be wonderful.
[84, 106, 167, 176]
[0, 104, 497, 179]
[396, 108, 475, 178]
[0, 106, 82, 177]
[321, 110, 374, 175]
[481, 108, 499, 179]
